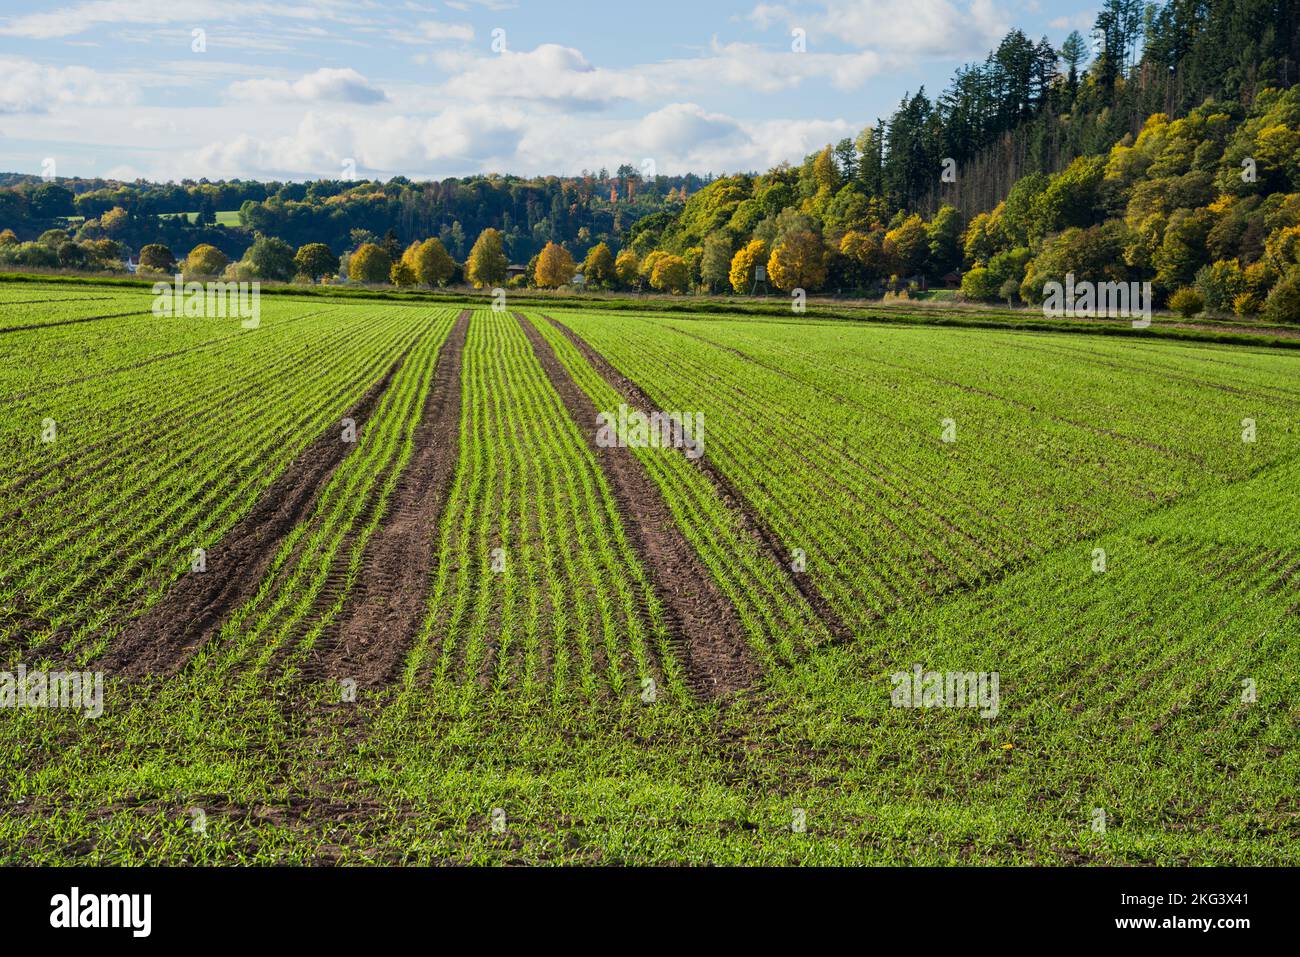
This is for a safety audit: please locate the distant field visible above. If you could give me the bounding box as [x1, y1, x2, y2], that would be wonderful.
[0, 280, 1296, 864]
[157, 210, 241, 226]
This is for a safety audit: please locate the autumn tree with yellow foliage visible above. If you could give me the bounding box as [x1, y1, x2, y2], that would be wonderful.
[402, 238, 455, 287]
[535, 241, 577, 287]
[649, 254, 689, 293]
[767, 231, 827, 291]
[614, 249, 640, 289]
[728, 239, 769, 293]
[582, 242, 615, 288]
[465, 227, 509, 288]
[884, 214, 929, 277]
[839, 229, 887, 280]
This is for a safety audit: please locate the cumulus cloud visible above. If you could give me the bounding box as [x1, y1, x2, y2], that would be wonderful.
[748, 0, 1008, 58]
[192, 106, 525, 178]
[436, 44, 653, 110]
[430, 38, 888, 112]
[626, 103, 746, 155]
[1048, 12, 1095, 31]
[652, 38, 886, 93]
[179, 96, 854, 181]
[228, 68, 388, 105]
[603, 109, 853, 175]
[0, 56, 135, 113]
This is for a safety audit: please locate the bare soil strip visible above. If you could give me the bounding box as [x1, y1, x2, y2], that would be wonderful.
[543, 314, 852, 644]
[304, 310, 470, 687]
[97, 347, 414, 677]
[515, 311, 758, 696]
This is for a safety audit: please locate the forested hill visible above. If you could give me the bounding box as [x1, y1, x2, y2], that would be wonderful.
[622, 0, 1300, 321]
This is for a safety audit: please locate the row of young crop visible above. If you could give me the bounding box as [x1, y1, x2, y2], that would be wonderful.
[847, 455, 1300, 856]
[182, 307, 456, 696]
[674, 316, 1297, 534]
[393, 310, 673, 706]
[552, 310, 1300, 632]
[0, 283, 150, 326]
[521, 312, 828, 664]
[0, 302, 459, 849]
[0, 298, 427, 666]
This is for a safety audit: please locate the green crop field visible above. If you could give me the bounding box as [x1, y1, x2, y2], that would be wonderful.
[157, 211, 242, 226]
[0, 279, 1296, 865]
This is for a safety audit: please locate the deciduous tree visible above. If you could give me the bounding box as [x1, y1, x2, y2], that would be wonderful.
[404, 238, 455, 287]
[466, 227, 508, 288]
[768, 231, 827, 291]
[348, 242, 392, 284]
[294, 242, 339, 283]
[185, 244, 229, 277]
[582, 242, 615, 288]
[535, 241, 577, 287]
[728, 239, 769, 293]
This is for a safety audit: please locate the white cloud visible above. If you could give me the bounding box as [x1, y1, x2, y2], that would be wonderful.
[0, 0, 334, 40]
[1048, 13, 1095, 32]
[627, 103, 746, 155]
[192, 106, 525, 178]
[658, 38, 886, 93]
[0, 56, 135, 113]
[437, 44, 653, 110]
[428, 39, 888, 112]
[749, 0, 1008, 58]
[172, 96, 854, 181]
[228, 68, 388, 105]
[415, 20, 474, 42]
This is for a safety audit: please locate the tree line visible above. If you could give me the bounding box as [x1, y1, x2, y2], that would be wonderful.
[0, 1, 1296, 319]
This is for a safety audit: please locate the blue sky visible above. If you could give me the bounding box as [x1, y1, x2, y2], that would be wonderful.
[0, 0, 1100, 183]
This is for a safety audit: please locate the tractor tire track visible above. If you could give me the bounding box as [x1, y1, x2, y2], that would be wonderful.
[0, 309, 148, 335]
[516, 312, 758, 697]
[303, 310, 469, 688]
[543, 313, 852, 644]
[96, 345, 415, 677]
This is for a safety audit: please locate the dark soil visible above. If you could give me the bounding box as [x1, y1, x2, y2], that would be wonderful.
[516, 311, 758, 697]
[543, 313, 852, 644]
[97, 347, 414, 677]
[303, 310, 470, 687]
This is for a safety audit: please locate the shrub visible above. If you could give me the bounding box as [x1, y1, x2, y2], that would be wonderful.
[959, 266, 999, 302]
[1232, 292, 1263, 316]
[1262, 267, 1300, 324]
[1168, 286, 1204, 318]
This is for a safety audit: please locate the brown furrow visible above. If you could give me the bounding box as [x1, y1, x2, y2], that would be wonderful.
[301, 310, 470, 688]
[94, 340, 418, 677]
[542, 313, 854, 645]
[515, 311, 757, 697]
